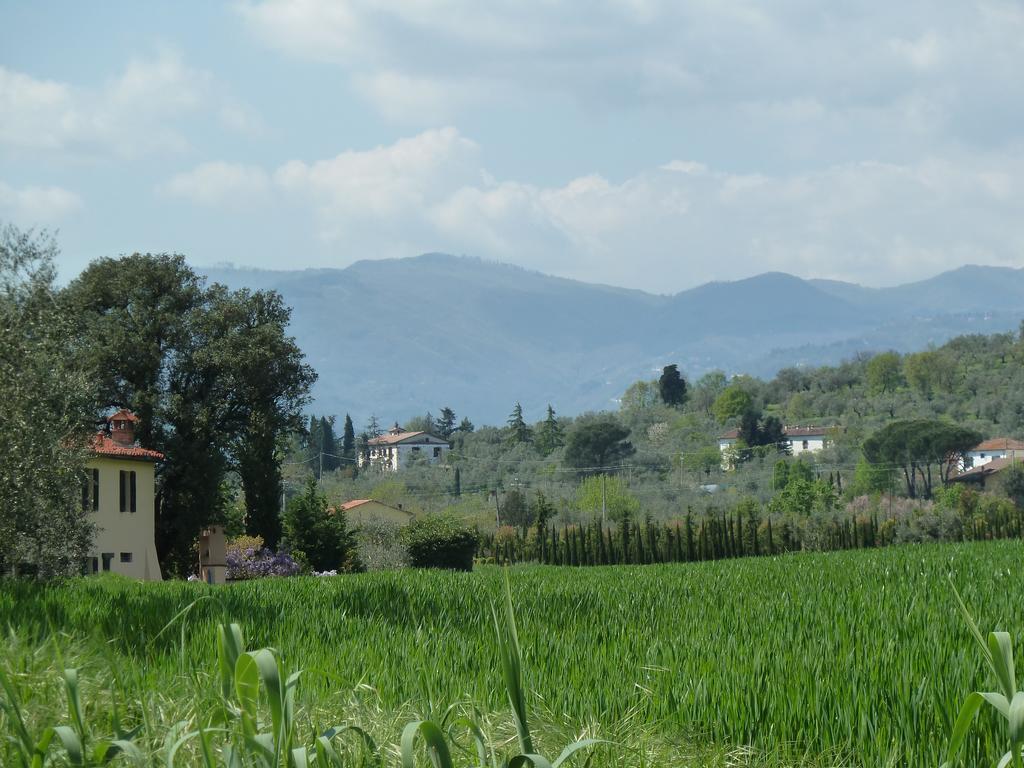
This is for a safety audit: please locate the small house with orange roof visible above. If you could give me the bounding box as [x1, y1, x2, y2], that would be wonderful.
[333, 499, 414, 527]
[361, 423, 451, 471]
[83, 409, 164, 580]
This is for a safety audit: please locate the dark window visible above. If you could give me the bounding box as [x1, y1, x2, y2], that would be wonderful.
[802, 440, 809, 450]
[120, 552, 133, 563]
[433, 447, 441, 458]
[129, 471, 137, 513]
[82, 477, 90, 511]
[91, 557, 99, 573]
[92, 469, 99, 511]
[412, 446, 421, 452]
[101, 553, 114, 572]
[119, 471, 127, 512]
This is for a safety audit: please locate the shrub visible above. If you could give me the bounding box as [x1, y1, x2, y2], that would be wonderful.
[402, 512, 479, 571]
[283, 478, 360, 573]
[225, 544, 301, 580]
[355, 519, 409, 571]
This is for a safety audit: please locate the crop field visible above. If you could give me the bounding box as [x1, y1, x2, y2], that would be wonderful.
[1, 541, 1023, 766]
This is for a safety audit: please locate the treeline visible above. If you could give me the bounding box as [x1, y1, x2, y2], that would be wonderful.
[2, 225, 316, 577]
[479, 486, 1024, 567]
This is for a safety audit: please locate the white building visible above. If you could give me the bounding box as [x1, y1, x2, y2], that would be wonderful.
[959, 437, 1024, 471]
[718, 425, 832, 459]
[361, 424, 451, 471]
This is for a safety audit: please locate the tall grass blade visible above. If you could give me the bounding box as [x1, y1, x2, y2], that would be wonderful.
[400, 720, 454, 768]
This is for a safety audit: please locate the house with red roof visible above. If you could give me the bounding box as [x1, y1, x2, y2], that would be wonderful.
[333, 498, 414, 526]
[83, 409, 163, 580]
[958, 437, 1024, 472]
[361, 423, 451, 471]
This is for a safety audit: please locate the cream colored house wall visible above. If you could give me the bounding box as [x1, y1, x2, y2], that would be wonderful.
[85, 456, 162, 581]
[345, 501, 414, 527]
[788, 436, 826, 455]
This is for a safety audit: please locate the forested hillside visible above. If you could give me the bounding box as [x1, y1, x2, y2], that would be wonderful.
[202, 255, 1024, 424]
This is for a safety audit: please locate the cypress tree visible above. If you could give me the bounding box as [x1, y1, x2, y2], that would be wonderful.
[766, 517, 775, 555]
[685, 512, 695, 561]
[620, 517, 631, 564]
[342, 414, 355, 463]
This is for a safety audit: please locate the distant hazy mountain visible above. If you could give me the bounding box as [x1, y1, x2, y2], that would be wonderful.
[200, 256, 1024, 425]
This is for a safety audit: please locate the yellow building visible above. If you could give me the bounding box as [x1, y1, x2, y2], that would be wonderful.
[83, 410, 163, 581]
[336, 499, 414, 527]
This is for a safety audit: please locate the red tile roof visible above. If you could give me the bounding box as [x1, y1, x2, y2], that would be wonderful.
[91, 434, 164, 461]
[338, 499, 373, 511]
[971, 438, 1024, 452]
[332, 499, 411, 515]
[953, 456, 1018, 481]
[109, 409, 140, 423]
[367, 430, 449, 446]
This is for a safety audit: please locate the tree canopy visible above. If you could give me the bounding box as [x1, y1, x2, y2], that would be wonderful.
[0, 226, 96, 577]
[63, 254, 315, 573]
[862, 419, 982, 498]
[658, 364, 688, 408]
[563, 416, 634, 469]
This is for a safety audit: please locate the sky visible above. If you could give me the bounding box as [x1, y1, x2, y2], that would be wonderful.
[1, 1, 1023, 294]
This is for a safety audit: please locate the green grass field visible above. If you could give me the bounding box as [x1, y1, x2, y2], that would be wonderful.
[2, 541, 1023, 766]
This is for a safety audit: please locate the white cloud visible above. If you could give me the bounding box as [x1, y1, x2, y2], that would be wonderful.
[160, 162, 271, 207]
[160, 128, 1024, 291]
[889, 31, 944, 72]
[236, 0, 1024, 147]
[0, 50, 229, 156]
[351, 71, 479, 124]
[0, 181, 82, 223]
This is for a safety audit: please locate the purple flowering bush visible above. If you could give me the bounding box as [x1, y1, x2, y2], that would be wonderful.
[225, 535, 302, 580]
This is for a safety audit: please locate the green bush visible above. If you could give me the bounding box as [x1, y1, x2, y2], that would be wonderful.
[402, 512, 479, 571]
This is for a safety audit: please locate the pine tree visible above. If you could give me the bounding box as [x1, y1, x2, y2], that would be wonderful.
[536, 404, 565, 455]
[507, 402, 532, 445]
[458, 417, 475, 433]
[366, 415, 382, 439]
[435, 407, 457, 439]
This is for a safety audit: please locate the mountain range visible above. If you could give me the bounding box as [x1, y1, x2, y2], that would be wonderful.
[199, 256, 1024, 425]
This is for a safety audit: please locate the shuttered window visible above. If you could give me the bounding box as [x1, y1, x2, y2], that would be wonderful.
[119, 470, 137, 512]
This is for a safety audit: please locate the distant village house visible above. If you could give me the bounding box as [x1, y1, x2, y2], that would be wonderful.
[361, 424, 451, 471]
[958, 437, 1024, 471]
[718, 425, 832, 457]
[84, 409, 163, 581]
[951, 437, 1024, 491]
[334, 499, 414, 526]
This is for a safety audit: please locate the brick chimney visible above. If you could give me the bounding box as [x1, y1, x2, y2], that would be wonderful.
[108, 409, 139, 446]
